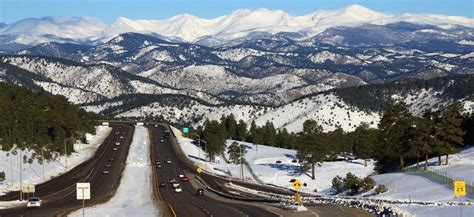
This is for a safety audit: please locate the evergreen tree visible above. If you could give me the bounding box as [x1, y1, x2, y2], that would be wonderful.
[223, 114, 238, 140]
[262, 121, 276, 146]
[227, 141, 247, 164]
[352, 123, 377, 167]
[377, 103, 413, 170]
[437, 102, 464, 165]
[236, 120, 248, 141]
[202, 120, 227, 161]
[296, 119, 327, 180]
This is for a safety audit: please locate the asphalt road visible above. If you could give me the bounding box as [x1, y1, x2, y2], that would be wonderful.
[0, 123, 135, 217]
[149, 124, 279, 217]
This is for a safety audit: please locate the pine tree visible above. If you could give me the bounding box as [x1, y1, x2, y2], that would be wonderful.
[352, 123, 377, 167]
[236, 120, 248, 141]
[437, 102, 464, 165]
[202, 120, 227, 161]
[296, 119, 327, 180]
[227, 141, 247, 164]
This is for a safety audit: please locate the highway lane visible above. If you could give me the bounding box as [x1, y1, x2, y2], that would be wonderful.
[0, 123, 135, 217]
[149, 124, 278, 217]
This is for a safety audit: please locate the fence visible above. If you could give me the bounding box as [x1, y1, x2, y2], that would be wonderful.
[402, 166, 474, 197]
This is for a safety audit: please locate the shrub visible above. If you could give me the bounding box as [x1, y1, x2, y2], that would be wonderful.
[0, 171, 5, 181]
[332, 175, 344, 194]
[375, 185, 388, 194]
[361, 176, 376, 192]
[343, 172, 362, 195]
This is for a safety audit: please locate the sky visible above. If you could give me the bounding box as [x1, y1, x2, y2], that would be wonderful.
[0, 0, 473, 24]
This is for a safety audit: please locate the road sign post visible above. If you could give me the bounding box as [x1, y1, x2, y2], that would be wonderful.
[76, 183, 91, 217]
[183, 127, 189, 138]
[454, 180, 466, 217]
[292, 179, 302, 206]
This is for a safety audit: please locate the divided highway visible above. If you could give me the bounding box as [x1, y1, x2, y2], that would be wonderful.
[0, 123, 135, 217]
[149, 124, 279, 217]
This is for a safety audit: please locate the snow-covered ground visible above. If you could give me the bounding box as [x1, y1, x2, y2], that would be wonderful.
[171, 126, 375, 194]
[69, 126, 159, 217]
[171, 126, 474, 216]
[0, 126, 111, 197]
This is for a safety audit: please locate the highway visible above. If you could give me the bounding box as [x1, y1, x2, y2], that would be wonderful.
[149, 124, 279, 217]
[0, 123, 135, 217]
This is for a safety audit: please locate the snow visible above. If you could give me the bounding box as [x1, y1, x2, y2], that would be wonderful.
[0, 126, 112, 197]
[69, 126, 160, 217]
[171, 126, 375, 194]
[2, 5, 473, 45]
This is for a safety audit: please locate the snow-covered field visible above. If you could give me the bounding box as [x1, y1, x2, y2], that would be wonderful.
[69, 126, 159, 217]
[0, 126, 111, 197]
[171, 126, 474, 216]
[171, 126, 375, 193]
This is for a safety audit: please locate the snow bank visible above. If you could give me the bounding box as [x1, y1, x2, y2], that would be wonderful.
[0, 126, 112, 196]
[69, 126, 159, 217]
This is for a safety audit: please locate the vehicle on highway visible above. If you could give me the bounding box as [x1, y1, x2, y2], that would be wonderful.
[169, 178, 176, 183]
[26, 197, 41, 208]
[119, 136, 124, 139]
[105, 162, 112, 167]
[115, 142, 120, 146]
[113, 147, 118, 151]
[182, 176, 189, 182]
[160, 139, 164, 142]
[156, 160, 161, 164]
[175, 187, 182, 193]
[196, 189, 204, 196]
[159, 182, 166, 188]
[156, 164, 162, 169]
[109, 158, 114, 161]
[172, 183, 180, 188]
[102, 170, 109, 174]
[178, 174, 184, 178]
[166, 159, 171, 164]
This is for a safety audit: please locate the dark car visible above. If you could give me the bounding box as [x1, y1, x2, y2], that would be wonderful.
[196, 188, 204, 196]
[159, 182, 166, 188]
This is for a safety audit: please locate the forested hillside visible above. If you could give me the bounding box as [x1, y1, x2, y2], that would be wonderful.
[0, 82, 98, 158]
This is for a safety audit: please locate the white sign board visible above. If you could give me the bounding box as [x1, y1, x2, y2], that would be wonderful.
[22, 185, 35, 193]
[136, 122, 144, 126]
[102, 122, 109, 126]
[76, 183, 91, 200]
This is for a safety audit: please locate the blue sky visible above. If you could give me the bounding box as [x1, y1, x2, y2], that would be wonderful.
[0, 0, 472, 24]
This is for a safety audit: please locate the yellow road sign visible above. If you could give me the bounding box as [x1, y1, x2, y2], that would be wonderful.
[292, 179, 302, 190]
[197, 167, 203, 174]
[454, 180, 466, 197]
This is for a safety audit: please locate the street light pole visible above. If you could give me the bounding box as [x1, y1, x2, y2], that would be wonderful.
[41, 144, 51, 180]
[240, 144, 243, 181]
[19, 148, 22, 201]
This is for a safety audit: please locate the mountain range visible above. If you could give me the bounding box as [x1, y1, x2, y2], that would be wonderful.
[0, 5, 473, 132]
[1, 5, 473, 51]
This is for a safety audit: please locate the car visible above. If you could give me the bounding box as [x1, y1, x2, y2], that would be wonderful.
[156, 160, 161, 164]
[109, 158, 114, 161]
[155, 124, 158, 127]
[115, 132, 120, 135]
[105, 162, 112, 167]
[178, 174, 184, 178]
[160, 139, 164, 142]
[169, 178, 176, 183]
[159, 182, 166, 188]
[156, 164, 162, 169]
[102, 170, 109, 174]
[196, 189, 204, 196]
[26, 197, 41, 208]
[175, 187, 182, 193]
[166, 159, 171, 164]
[115, 142, 120, 146]
[172, 183, 180, 188]
[113, 147, 118, 151]
[182, 176, 189, 182]
[119, 136, 124, 139]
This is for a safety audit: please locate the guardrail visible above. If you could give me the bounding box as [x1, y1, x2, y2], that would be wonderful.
[403, 166, 474, 197]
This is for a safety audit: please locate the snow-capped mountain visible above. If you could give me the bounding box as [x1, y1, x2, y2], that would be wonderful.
[1, 5, 473, 51]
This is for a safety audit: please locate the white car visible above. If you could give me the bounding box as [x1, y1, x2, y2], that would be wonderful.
[178, 174, 184, 178]
[172, 183, 180, 188]
[26, 197, 41, 208]
[115, 142, 120, 146]
[175, 187, 182, 193]
[166, 159, 171, 164]
[113, 147, 118, 151]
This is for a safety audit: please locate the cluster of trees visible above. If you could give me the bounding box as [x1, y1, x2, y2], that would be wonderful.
[0, 83, 98, 159]
[191, 101, 472, 176]
[331, 173, 382, 195]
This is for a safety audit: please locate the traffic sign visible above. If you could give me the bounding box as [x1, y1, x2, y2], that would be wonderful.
[183, 127, 189, 133]
[453, 180, 466, 197]
[22, 185, 35, 193]
[76, 183, 91, 200]
[197, 167, 203, 174]
[295, 193, 302, 205]
[292, 179, 302, 190]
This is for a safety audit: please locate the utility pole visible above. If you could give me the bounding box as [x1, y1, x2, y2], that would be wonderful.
[64, 137, 75, 171]
[19, 148, 22, 201]
[42, 144, 51, 180]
